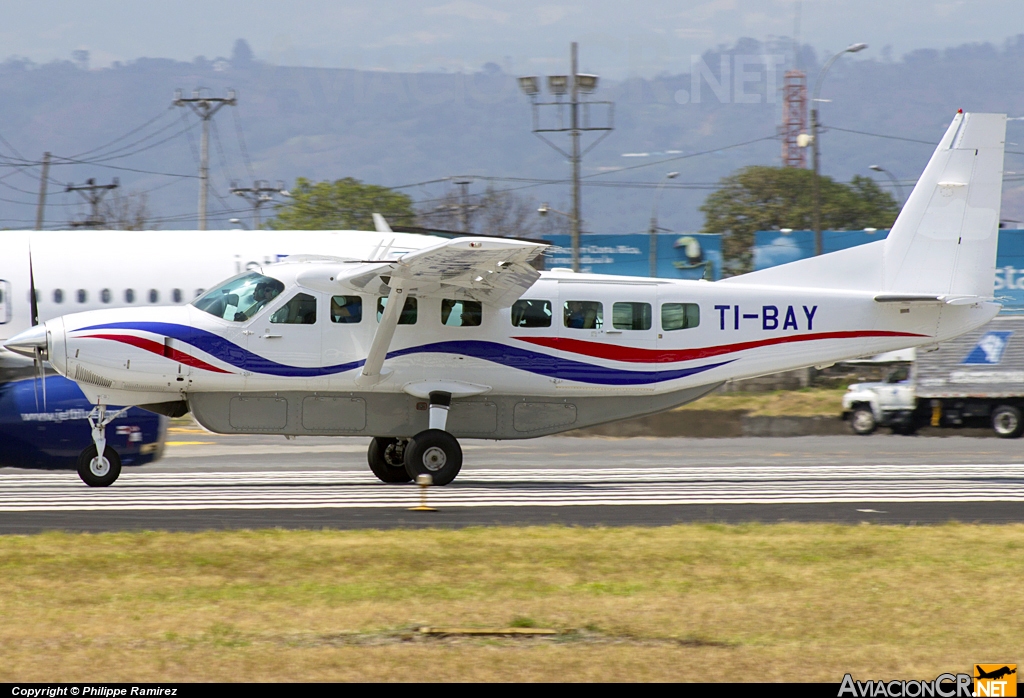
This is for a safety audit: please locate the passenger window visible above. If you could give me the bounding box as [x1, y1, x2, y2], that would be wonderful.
[172, 289, 183, 303]
[149, 289, 159, 304]
[125, 289, 135, 303]
[270, 293, 318, 324]
[613, 302, 652, 331]
[377, 296, 417, 325]
[331, 296, 362, 324]
[76, 289, 88, 304]
[563, 300, 602, 329]
[100, 289, 111, 303]
[441, 299, 482, 327]
[662, 303, 700, 331]
[53, 289, 64, 304]
[511, 299, 552, 328]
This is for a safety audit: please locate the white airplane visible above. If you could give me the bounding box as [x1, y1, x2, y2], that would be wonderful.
[0, 224, 444, 468]
[6, 111, 1006, 488]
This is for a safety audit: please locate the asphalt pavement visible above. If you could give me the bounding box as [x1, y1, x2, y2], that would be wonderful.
[1, 430, 1022, 532]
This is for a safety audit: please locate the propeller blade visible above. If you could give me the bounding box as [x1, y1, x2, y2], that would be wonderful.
[28, 243, 39, 327]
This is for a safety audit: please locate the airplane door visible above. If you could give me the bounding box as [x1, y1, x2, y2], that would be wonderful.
[247, 290, 323, 386]
[557, 281, 657, 355]
[0, 280, 10, 324]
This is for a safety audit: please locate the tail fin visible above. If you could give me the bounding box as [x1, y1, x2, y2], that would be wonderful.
[724, 112, 1006, 295]
[883, 112, 1006, 297]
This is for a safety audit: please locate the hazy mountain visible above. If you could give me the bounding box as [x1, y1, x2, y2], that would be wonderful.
[1, 36, 1022, 234]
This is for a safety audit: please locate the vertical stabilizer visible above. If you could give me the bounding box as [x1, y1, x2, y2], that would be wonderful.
[883, 112, 1006, 297]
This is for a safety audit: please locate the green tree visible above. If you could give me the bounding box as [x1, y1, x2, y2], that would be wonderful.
[699, 166, 899, 275]
[267, 177, 416, 230]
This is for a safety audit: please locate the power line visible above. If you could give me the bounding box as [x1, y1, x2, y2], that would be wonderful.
[231, 106, 256, 180]
[68, 108, 175, 159]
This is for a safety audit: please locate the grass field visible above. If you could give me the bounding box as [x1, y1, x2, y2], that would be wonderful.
[675, 387, 849, 416]
[2, 524, 1021, 682]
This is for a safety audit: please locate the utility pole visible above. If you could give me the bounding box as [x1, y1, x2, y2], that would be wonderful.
[34, 152, 51, 230]
[174, 88, 237, 230]
[66, 177, 119, 228]
[230, 179, 289, 229]
[518, 43, 613, 271]
[455, 179, 472, 233]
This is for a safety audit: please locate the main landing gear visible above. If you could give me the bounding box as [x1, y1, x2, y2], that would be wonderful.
[367, 391, 464, 486]
[78, 404, 128, 487]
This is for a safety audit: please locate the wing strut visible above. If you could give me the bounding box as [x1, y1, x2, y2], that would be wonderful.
[354, 282, 406, 386]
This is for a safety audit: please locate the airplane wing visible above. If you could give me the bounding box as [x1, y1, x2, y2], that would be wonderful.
[334, 236, 547, 385]
[338, 236, 546, 309]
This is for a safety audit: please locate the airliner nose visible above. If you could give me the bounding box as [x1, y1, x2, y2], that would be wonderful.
[3, 324, 48, 359]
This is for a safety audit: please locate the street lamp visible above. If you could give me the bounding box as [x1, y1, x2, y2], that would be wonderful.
[518, 43, 614, 272]
[649, 172, 679, 277]
[869, 165, 906, 207]
[811, 42, 867, 256]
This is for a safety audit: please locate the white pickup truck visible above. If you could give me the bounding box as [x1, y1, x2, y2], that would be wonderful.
[842, 316, 1024, 438]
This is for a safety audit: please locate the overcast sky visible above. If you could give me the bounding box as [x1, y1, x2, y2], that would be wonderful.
[4, 1, 1023, 78]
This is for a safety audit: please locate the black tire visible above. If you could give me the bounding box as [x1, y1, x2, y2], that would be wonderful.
[77, 444, 122, 487]
[403, 429, 463, 486]
[850, 407, 877, 435]
[367, 437, 413, 483]
[991, 405, 1024, 438]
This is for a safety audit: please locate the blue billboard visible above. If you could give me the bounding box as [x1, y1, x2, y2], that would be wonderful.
[544, 233, 722, 280]
[753, 228, 1024, 314]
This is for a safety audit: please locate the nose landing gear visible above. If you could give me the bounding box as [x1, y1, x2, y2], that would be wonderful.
[78, 404, 129, 487]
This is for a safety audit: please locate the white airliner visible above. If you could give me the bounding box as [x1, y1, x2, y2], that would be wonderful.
[6, 111, 1006, 488]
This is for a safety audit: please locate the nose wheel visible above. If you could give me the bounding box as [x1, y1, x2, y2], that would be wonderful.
[79, 404, 130, 487]
[77, 444, 122, 487]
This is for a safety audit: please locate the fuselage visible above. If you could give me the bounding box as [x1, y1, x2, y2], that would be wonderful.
[37, 260, 1000, 438]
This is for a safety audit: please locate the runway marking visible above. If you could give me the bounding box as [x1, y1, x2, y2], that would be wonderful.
[1, 464, 1023, 511]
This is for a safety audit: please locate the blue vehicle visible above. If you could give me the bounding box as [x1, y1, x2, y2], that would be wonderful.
[0, 374, 167, 470]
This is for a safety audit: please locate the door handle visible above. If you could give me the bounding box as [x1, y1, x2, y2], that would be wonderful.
[261, 334, 282, 339]
[605, 329, 623, 335]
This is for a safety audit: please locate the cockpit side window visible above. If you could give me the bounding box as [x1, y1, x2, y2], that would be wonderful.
[270, 293, 318, 324]
[192, 272, 285, 322]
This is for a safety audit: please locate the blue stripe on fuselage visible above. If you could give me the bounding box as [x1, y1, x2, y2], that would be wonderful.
[76, 322, 732, 385]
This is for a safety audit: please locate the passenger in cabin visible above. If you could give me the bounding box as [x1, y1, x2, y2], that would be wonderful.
[565, 301, 587, 329]
[331, 296, 361, 323]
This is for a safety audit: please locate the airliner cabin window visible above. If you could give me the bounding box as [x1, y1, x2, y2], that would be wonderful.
[441, 299, 482, 327]
[192, 272, 284, 322]
[172, 289, 183, 303]
[125, 289, 135, 303]
[76, 289, 88, 304]
[330, 296, 362, 324]
[612, 302, 652, 331]
[661, 303, 700, 331]
[100, 289, 111, 303]
[149, 289, 159, 303]
[563, 300, 602, 329]
[53, 289, 64, 304]
[511, 299, 552, 328]
[270, 293, 317, 324]
[376, 296, 417, 325]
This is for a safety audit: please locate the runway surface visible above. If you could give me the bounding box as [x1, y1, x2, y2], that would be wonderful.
[2, 432, 1023, 531]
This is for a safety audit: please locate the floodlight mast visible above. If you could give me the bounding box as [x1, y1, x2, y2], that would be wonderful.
[519, 42, 613, 272]
[810, 42, 866, 256]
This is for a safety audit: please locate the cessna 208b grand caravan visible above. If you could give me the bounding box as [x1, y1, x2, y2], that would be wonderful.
[6, 111, 1007, 487]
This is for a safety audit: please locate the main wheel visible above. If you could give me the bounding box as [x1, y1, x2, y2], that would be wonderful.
[77, 444, 122, 487]
[403, 429, 463, 486]
[850, 407, 877, 435]
[368, 437, 413, 483]
[992, 405, 1024, 438]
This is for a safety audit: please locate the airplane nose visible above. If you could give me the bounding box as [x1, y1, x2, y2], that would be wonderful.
[3, 324, 48, 360]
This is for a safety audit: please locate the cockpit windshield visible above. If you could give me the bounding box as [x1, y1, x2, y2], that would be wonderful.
[192, 272, 285, 322]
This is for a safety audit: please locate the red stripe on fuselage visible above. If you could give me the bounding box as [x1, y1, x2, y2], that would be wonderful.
[513, 330, 927, 364]
[79, 333, 232, 374]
